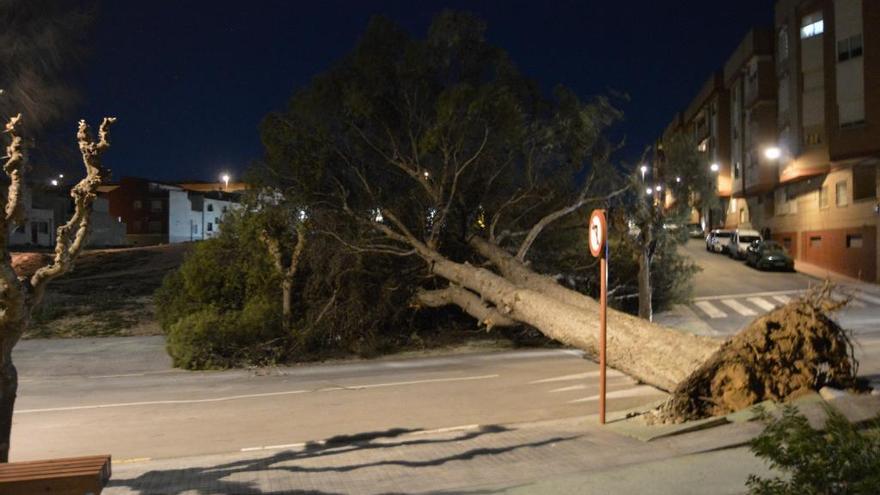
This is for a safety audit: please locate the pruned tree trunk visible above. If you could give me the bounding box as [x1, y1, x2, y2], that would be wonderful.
[261, 223, 307, 333]
[0, 115, 115, 462]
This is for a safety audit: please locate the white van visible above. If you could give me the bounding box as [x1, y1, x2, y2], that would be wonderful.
[729, 229, 762, 259]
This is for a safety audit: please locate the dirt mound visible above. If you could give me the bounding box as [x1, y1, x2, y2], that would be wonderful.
[655, 283, 857, 423]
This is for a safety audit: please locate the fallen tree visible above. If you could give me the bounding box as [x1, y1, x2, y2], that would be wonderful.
[258, 12, 856, 422]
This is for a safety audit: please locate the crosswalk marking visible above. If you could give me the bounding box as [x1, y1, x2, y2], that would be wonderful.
[528, 369, 623, 384]
[772, 295, 792, 304]
[695, 301, 727, 319]
[747, 297, 776, 312]
[721, 299, 757, 316]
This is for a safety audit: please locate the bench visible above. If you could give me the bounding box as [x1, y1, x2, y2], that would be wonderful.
[0, 455, 111, 495]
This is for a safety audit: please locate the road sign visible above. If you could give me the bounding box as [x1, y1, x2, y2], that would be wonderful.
[588, 210, 606, 258]
[588, 209, 608, 424]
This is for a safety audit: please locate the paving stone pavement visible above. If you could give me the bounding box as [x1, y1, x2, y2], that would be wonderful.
[104, 417, 776, 495]
[106, 417, 695, 494]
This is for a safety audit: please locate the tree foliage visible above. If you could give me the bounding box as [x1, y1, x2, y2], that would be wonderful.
[747, 405, 880, 494]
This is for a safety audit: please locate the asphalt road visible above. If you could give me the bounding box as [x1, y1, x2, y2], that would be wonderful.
[674, 239, 880, 379]
[11, 343, 663, 462]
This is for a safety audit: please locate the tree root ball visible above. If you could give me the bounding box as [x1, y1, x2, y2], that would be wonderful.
[654, 285, 858, 423]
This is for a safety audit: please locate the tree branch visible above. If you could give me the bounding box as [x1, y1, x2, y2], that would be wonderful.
[415, 285, 516, 330]
[30, 117, 116, 302]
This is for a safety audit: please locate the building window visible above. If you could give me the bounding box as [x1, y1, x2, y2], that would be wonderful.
[133, 200, 143, 210]
[207, 204, 214, 212]
[836, 181, 848, 207]
[838, 34, 863, 62]
[809, 236, 822, 248]
[819, 186, 829, 208]
[150, 199, 162, 212]
[846, 234, 863, 248]
[207, 222, 213, 232]
[800, 13, 824, 39]
[35, 222, 49, 234]
[148, 221, 162, 233]
[852, 165, 877, 201]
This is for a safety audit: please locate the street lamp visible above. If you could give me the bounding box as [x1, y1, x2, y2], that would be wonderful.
[50, 179, 58, 186]
[645, 187, 653, 195]
[640, 164, 648, 181]
[675, 177, 682, 183]
[710, 163, 720, 173]
[763, 146, 782, 160]
[221, 173, 230, 190]
[655, 185, 662, 192]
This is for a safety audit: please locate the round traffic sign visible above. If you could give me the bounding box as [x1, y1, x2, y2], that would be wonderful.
[588, 209, 606, 258]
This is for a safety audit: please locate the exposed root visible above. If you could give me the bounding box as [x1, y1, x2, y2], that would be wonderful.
[652, 282, 858, 423]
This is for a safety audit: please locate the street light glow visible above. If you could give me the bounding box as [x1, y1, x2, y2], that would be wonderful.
[645, 187, 653, 195]
[221, 173, 230, 190]
[675, 177, 681, 183]
[655, 185, 662, 192]
[423, 170, 430, 179]
[50, 179, 58, 186]
[763, 146, 782, 160]
[710, 163, 720, 172]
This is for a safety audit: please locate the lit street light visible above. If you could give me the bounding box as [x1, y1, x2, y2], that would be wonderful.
[655, 185, 662, 192]
[640, 164, 648, 181]
[764, 146, 781, 160]
[50, 179, 58, 186]
[675, 177, 681, 183]
[710, 163, 720, 173]
[221, 173, 230, 190]
[645, 187, 653, 195]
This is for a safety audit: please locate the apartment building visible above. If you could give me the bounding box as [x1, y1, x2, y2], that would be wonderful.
[768, 0, 879, 282]
[660, 0, 879, 282]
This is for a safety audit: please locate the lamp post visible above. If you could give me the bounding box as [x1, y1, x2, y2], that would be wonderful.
[221, 173, 230, 191]
[640, 164, 648, 181]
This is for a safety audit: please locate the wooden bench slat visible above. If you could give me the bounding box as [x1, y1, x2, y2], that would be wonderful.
[0, 454, 111, 495]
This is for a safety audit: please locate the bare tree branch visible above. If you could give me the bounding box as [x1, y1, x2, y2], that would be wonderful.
[415, 285, 516, 329]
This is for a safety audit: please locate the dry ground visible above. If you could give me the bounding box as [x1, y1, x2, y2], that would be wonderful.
[23, 243, 190, 338]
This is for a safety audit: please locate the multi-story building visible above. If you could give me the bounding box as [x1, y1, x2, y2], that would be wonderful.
[103, 177, 242, 245]
[725, 28, 778, 231]
[659, 0, 879, 282]
[767, 0, 879, 282]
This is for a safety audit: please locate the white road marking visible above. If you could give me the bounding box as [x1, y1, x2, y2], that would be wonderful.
[772, 295, 792, 304]
[548, 376, 635, 393]
[695, 301, 727, 319]
[854, 292, 880, 306]
[568, 385, 661, 404]
[14, 374, 499, 414]
[529, 370, 623, 384]
[241, 424, 482, 452]
[747, 297, 776, 312]
[693, 289, 802, 302]
[721, 299, 757, 316]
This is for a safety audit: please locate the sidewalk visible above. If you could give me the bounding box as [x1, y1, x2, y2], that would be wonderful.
[795, 259, 880, 296]
[105, 415, 767, 495]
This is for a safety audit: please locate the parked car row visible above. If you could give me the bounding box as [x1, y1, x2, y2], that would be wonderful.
[704, 228, 794, 271]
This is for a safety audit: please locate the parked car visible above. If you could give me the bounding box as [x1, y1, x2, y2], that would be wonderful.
[706, 229, 733, 253]
[746, 240, 794, 271]
[729, 229, 762, 259]
[686, 223, 703, 238]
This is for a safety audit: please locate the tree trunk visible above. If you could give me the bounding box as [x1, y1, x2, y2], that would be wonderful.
[281, 278, 293, 332]
[0, 354, 18, 462]
[638, 246, 652, 321]
[422, 242, 719, 391]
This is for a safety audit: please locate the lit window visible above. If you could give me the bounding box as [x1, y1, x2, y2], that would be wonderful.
[800, 13, 823, 39]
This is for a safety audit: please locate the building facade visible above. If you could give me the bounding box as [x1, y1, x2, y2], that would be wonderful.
[105, 177, 241, 245]
[660, 0, 879, 282]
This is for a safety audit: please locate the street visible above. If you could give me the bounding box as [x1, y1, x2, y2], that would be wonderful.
[11, 340, 662, 462]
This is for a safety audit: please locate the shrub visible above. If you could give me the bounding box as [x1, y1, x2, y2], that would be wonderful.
[747, 404, 880, 494]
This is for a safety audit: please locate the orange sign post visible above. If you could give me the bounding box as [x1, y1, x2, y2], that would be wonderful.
[588, 209, 608, 424]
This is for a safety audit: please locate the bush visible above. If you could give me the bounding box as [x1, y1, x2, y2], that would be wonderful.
[156, 210, 286, 369]
[747, 404, 880, 494]
[165, 297, 283, 369]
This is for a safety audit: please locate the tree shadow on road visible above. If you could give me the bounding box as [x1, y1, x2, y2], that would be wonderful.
[108, 424, 578, 494]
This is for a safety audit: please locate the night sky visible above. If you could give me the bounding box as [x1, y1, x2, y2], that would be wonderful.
[76, 1, 774, 182]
